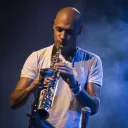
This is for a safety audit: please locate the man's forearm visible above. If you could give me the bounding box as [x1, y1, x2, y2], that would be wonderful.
[74, 89, 100, 115]
[9, 88, 29, 109]
[9, 77, 40, 109]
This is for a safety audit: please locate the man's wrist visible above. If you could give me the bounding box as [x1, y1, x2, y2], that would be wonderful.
[74, 86, 82, 96]
[25, 87, 30, 93]
[69, 80, 79, 89]
[70, 81, 82, 96]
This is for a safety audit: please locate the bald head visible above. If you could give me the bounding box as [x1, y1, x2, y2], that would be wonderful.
[56, 7, 81, 18]
[55, 7, 82, 27]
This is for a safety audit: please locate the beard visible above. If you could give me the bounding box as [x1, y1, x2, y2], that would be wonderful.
[55, 40, 76, 57]
[61, 46, 70, 56]
[61, 44, 76, 57]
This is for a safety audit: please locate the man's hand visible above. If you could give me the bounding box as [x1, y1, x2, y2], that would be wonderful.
[43, 76, 56, 87]
[9, 68, 56, 109]
[55, 61, 77, 88]
[40, 68, 56, 87]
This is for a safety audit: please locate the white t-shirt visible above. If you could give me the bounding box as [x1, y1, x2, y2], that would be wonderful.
[21, 44, 103, 128]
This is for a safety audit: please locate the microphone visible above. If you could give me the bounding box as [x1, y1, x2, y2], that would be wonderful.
[80, 107, 91, 128]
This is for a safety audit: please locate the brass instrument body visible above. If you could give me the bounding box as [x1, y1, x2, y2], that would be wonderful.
[37, 45, 62, 120]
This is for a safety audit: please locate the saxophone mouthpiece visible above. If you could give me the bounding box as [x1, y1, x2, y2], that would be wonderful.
[59, 44, 63, 49]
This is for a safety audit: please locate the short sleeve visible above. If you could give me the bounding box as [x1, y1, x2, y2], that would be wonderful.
[88, 56, 103, 86]
[20, 52, 38, 80]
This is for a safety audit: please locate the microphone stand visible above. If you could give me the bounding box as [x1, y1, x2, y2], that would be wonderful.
[81, 107, 91, 128]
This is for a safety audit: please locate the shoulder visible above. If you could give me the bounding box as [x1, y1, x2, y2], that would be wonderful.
[27, 44, 54, 61]
[76, 46, 101, 62]
[32, 44, 54, 57]
[21, 45, 54, 79]
[23, 44, 54, 67]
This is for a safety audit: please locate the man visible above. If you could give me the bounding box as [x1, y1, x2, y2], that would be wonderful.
[9, 7, 103, 128]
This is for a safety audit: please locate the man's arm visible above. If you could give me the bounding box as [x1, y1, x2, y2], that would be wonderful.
[55, 61, 102, 115]
[73, 82, 101, 115]
[9, 76, 39, 109]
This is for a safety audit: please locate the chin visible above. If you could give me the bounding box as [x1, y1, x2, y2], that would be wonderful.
[61, 46, 70, 56]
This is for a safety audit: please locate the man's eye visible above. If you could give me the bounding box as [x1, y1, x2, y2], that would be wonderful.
[56, 27, 63, 32]
[67, 30, 73, 35]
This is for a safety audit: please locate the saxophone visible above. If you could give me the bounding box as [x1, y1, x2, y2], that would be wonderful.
[37, 45, 63, 120]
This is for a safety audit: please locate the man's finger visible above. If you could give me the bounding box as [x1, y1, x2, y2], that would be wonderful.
[59, 69, 73, 75]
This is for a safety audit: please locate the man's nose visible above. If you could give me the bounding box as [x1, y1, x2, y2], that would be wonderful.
[60, 31, 67, 40]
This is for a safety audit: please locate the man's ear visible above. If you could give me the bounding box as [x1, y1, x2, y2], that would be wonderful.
[53, 19, 56, 29]
[77, 23, 83, 35]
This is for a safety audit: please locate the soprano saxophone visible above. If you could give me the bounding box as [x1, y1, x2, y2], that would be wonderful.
[37, 45, 63, 120]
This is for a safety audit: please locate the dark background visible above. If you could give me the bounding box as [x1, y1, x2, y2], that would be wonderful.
[1, 0, 128, 128]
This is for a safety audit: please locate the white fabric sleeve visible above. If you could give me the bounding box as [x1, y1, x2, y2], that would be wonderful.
[88, 56, 103, 86]
[20, 52, 38, 80]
